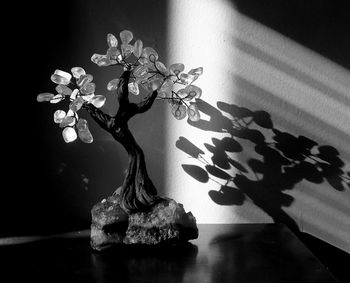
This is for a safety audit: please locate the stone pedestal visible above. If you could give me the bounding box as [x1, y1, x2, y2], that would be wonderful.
[90, 191, 198, 251]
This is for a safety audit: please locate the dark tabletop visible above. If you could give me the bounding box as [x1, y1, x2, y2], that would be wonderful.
[0, 224, 338, 283]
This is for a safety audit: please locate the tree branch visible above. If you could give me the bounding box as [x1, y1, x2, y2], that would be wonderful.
[117, 70, 131, 106]
[83, 103, 114, 131]
[136, 90, 158, 114]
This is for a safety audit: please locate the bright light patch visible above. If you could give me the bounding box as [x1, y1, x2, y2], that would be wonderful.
[166, 0, 242, 223]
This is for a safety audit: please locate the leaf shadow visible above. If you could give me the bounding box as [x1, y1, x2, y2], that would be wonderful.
[177, 99, 350, 232]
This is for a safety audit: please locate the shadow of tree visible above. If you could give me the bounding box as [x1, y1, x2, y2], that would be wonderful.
[177, 99, 350, 232]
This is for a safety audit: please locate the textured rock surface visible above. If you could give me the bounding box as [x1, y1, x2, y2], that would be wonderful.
[90, 191, 198, 251]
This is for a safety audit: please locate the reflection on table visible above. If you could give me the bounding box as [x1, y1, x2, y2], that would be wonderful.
[0, 224, 338, 283]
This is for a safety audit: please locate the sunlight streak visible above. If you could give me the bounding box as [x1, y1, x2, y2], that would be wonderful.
[0, 230, 90, 246]
[166, 0, 350, 252]
[166, 0, 242, 223]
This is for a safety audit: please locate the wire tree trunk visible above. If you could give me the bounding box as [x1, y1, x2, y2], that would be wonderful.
[84, 70, 159, 212]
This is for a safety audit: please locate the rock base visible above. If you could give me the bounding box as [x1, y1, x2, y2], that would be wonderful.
[90, 191, 198, 251]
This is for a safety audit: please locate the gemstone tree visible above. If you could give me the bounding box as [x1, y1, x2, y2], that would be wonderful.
[37, 30, 203, 214]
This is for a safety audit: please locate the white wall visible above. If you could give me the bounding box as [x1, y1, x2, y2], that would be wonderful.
[165, 0, 350, 252]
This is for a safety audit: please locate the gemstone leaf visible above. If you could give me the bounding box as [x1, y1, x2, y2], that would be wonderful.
[50, 94, 64, 104]
[176, 88, 187, 99]
[81, 93, 95, 102]
[37, 92, 55, 102]
[90, 95, 106, 108]
[121, 44, 134, 58]
[138, 79, 152, 92]
[59, 116, 75, 128]
[53, 110, 66, 123]
[56, 84, 72, 96]
[133, 65, 148, 78]
[180, 73, 198, 85]
[133, 40, 143, 58]
[66, 109, 76, 117]
[155, 61, 168, 74]
[54, 70, 72, 81]
[106, 47, 121, 60]
[160, 78, 174, 93]
[184, 85, 202, 100]
[107, 33, 118, 48]
[142, 47, 158, 62]
[150, 78, 163, 91]
[77, 74, 93, 87]
[107, 78, 120, 91]
[71, 67, 86, 79]
[69, 97, 85, 112]
[78, 128, 93, 143]
[76, 118, 88, 131]
[80, 82, 96, 95]
[187, 103, 200, 121]
[171, 104, 187, 120]
[62, 127, 77, 143]
[169, 63, 185, 75]
[70, 89, 79, 100]
[97, 57, 112, 67]
[120, 30, 133, 44]
[50, 74, 70, 85]
[91, 53, 107, 65]
[77, 120, 93, 143]
[138, 57, 150, 66]
[128, 82, 140, 95]
[188, 67, 203, 76]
